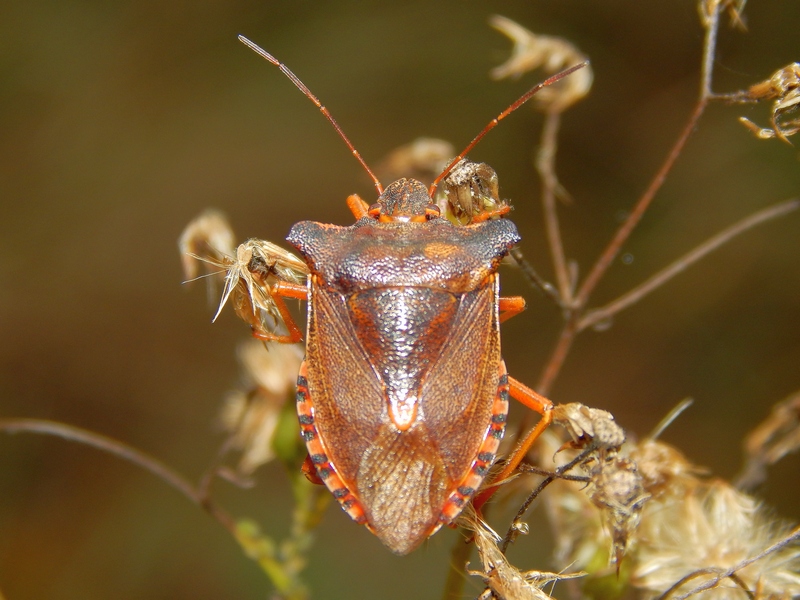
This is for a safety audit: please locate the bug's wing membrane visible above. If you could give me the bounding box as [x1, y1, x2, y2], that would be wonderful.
[419, 280, 499, 479]
[305, 285, 385, 483]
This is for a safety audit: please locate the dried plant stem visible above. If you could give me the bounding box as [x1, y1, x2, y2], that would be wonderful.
[534, 1, 725, 395]
[0, 418, 236, 532]
[536, 110, 573, 305]
[578, 198, 800, 331]
[655, 526, 800, 600]
[572, 98, 708, 312]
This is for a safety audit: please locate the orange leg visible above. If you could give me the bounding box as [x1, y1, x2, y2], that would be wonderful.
[346, 194, 370, 220]
[301, 454, 325, 485]
[471, 205, 511, 223]
[251, 280, 308, 344]
[498, 296, 526, 323]
[473, 376, 554, 512]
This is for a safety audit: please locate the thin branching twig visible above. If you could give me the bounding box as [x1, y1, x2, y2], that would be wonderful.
[578, 198, 800, 331]
[0, 418, 236, 531]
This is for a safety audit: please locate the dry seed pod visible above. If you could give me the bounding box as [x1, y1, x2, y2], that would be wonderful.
[489, 15, 592, 112]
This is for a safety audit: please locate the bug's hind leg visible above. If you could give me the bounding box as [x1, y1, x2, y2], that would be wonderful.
[301, 454, 325, 485]
[473, 377, 553, 511]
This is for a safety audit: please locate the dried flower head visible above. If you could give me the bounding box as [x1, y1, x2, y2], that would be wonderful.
[632, 479, 800, 599]
[220, 340, 304, 474]
[489, 15, 592, 112]
[441, 160, 508, 225]
[539, 425, 800, 599]
[587, 456, 648, 567]
[699, 0, 748, 30]
[738, 63, 800, 143]
[377, 137, 454, 185]
[179, 209, 238, 305]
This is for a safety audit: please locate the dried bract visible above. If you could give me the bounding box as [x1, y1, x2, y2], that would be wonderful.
[441, 160, 507, 225]
[489, 15, 592, 112]
[377, 137, 454, 185]
[630, 438, 705, 500]
[738, 63, 800, 143]
[216, 239, 308, 337]
[464, 515, 584, 600]
[220, 340, 304, 473]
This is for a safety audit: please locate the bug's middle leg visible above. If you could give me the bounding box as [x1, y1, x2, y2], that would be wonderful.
[498, 296, 526, 323]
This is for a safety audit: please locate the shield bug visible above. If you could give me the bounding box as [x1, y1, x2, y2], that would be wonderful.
[232, 35, 586, 554]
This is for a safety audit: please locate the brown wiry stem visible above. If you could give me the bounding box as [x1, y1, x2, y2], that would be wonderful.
[578, 198, 800, 331]
[536, 110, 573, 305]
[0, 418, 236, 533]
[533, 1, 724, 395]
[572, 98, 708, 311]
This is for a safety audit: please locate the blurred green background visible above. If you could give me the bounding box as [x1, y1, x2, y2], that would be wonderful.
[1, 1, 798, 598]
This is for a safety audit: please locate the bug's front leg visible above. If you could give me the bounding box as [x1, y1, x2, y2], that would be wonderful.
[473, 377, 553, 512]
[251, 281, 308, 344]
[346, 193, 370, 220]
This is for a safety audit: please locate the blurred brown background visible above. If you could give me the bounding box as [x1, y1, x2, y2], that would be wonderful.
[1, 1, 798, 598]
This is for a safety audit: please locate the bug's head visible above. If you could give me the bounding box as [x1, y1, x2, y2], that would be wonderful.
[368, 178, 441, 223]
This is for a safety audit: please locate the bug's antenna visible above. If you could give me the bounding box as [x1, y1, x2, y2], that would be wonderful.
[429, 61, 589, 198]
[238, 35, 385, 195]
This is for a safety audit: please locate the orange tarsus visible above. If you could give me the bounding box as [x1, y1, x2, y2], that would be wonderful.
[498, 296, 526, 323]
[251, 281, 308, 344]
[347, 194, 370, 220]
[472, 377, 553, 512]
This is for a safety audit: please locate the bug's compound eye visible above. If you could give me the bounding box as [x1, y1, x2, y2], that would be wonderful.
[425, 204, 441, 219]
[368, 203, 382, 218]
